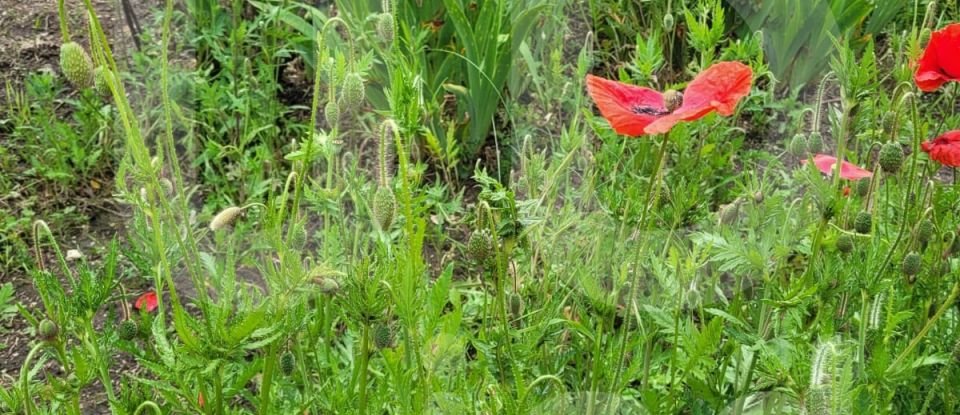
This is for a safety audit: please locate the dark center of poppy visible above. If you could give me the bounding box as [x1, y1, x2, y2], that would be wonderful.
[632, 105, 670, 116]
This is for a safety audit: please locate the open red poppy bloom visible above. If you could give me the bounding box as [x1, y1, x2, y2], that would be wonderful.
[803, 154, 873, 180]
[134, 291, 158, 313]
[921, 130, 960, 166]
[915, 23, 960, 92]
[586, 61, 753, 136]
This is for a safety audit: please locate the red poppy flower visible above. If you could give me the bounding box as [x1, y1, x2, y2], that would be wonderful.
[586, 61, 753, 136]
[134, 291, 158, 313]
[803, 154, 873, 180]
[921, 130, 960, 166]
[915, 23, 960, 92]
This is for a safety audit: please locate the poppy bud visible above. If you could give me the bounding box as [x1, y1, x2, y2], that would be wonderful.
[315, 277, 340, 295]
[374, 324, 394, 349]
[920, 28, 933, 47]
[663, 13, 675, 31]
[93, 66, 115, 98]
[38, 319, 59, 341]
[663, 90, 683, 113]
[836, 233, 854, 254]
[118, 319, 139, 340]
[902, 252, 922, 276]
[509, 293, 524, 320]
[372, 186, 397, 230]
[881, 111, 897, 135]
[280, 350, 296, 375]
[466, 230, 493, 262]
[855, 178, 870, 197]
[209, 206, 243, 231]
[788, 133, 808, 157]
[807, 132, 824, 154]
[324, 100, 340, 127]
[879, 142, 904, 174]
[60, 42, 94, 89]
[854, 211, 872, 234]
[917, 219, 935, 245]
[376, 12, 395, 45]
[342, 72, 365, 111]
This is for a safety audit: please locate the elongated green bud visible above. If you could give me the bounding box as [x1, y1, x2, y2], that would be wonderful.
[788, 133, 808, 157]
[280, 351, 296, 375]
[466, 230, 493, 262]
[854, 211, 872, 234]
[879, 142, 904, 174]
[377, 13, 395, 45]
[374, 324, 394, 349]
[342, 72, 365, 111]
[324, 100, 340, 127]
[372, 186, 396, 230]
[60, 42, 94, 88]
[807, 132, 824, 154]
[902, 252, 922, 276]
[93, 66, 115, 97]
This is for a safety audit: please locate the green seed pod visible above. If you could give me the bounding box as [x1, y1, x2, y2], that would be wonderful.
[788, 133, 808, 158]
[917, 220, 935, 245]
[342, 72, 365, 111]
[324, 100, 340, 127]
[466, 230, 493, 263]
[118, 320, 139, 341]
[855, 178, 871, 197]
[879, 142, 904, 174]
[902, 252, 922, 276]
[509, 293, 524, 319]
[662, 13, 675, 31]
[374, 324, 394, 349]
[38, 319, 59, 341]
[836, 234, 855, 254]
[280, 351, 296, 376]
[854, 211, 872, 234]
[807, 132, 824, 154]
[372, 186, 397, 230]
[376, 12, 395, 45]
[93, 66, 115, 97]
[60, 42, 94, 88]
[881, 111, 897, 135]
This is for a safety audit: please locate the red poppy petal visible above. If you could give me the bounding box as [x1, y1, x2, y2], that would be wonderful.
[644, 62, 753, 134]
[922, 130, 960, 167]
[915, 24, 960, 92]
[803, 154, 873, 180]
[134, 291, 158, 313]
[586, 74, 666, 137]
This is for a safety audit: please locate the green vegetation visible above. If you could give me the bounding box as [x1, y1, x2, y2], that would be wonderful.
[2, 0, 960, 413]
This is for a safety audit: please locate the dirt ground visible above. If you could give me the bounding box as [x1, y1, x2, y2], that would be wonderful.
[1, 0, 156, 412]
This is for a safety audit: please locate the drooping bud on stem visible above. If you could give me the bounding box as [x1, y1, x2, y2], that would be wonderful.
[209, 206, 244, 231]
[60, 41, 94, 88]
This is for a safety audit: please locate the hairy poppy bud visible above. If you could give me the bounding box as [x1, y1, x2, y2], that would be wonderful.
[342, 72, 365, 111]
[93, 66, 115, 97]
[325, 100, 340, 127]
[376, 13, 395, 45]
[209, 206, 243, 231]
[807, 132, 824, 154]
[855, 178, 870, 197]
[118, 320, 139, 340]
[372, 186, 396, 230]
[280, 351, 296, 375]
[879, 142, 904, 174]
[902, 252, 922, 276]
[60, 42, 94, 88]
[663, 90, 683, 113]
[924, 1, 937, 29]
[38, 319, 59, 341]
[662, 13, 675, 31]
[854, 211, 872, 234]
[374, 324, 394, 349]
[836, 233, 854, 254]
[509, 293, 524, 320]
[920, 28, 933, 46]
[315, 277, 340, 295]
[788, 133, 808, 157]
[881, 111, 897, 134]
[466, 230, 493, 262]
[916, 220, 935, 245]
